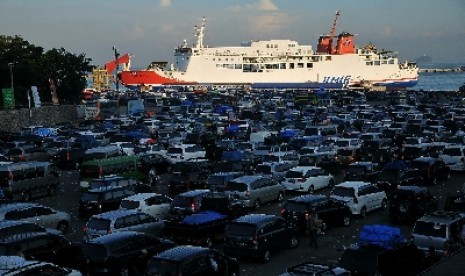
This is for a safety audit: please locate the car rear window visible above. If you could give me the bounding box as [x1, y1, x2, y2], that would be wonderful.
[224, 181, 247, 192]
[413, 221, 446, 238]
[285, 201, 309, 213]
[81, 243, 109, 260]
[146, 259, 180, 275]
[87, 218, 111, 230]
[172, 196, 194, 207]
[120, 200, 140, 209]
[332, 186, 355, 197]
[285, 170, 304, 178]
[227, 223, 256, 236]
[81, 193, 100, 202]
[207, 175, 226, 186]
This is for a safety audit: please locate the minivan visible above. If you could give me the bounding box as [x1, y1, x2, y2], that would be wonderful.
[224, 175, 284, 210]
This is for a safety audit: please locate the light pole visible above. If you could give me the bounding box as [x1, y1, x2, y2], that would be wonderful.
[8, 62, 14, 91]
[113, 46, 120, 117]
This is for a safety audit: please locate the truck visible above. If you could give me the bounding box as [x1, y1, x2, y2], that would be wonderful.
[161, 192, 247, 247]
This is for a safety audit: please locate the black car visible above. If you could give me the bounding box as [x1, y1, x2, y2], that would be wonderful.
[78, 185, 136, 217]
[343, 161, 380, 182]
[145, 245, 240, 276]
[224, 214, 299, 262]
[167, 160, 213, 196]
[280, 194, 352, 234]
[409, 156, 451, 186]
[0, 231, 81, 269]
[80, 231, 175, 275]
[168, 189, 211, 221]
[375, 161, 423, 193]
[389, 186, 438, 223]
[51, 147, 86, 170]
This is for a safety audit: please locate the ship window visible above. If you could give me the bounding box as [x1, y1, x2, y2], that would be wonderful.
[325, 56, 331, 61]
[297, 63, 304, 68]
[235, 64, 242, 69]
[280, 63, 286, 69]
[216, 64, 223, 68]
[218, 58, 221, 61]
[265, 64, 273, 69]
[272, 64, 279, 69]
[267, 44, 270, 48]
[374, 61, 380, 65]
[388, 60, 394, 64]
[366, 62, 373, 66]
[290, 63, 295, 69]
[243, 64, 251, 72]
[213, 58, 215, 61]
[307, 63, 313, 68]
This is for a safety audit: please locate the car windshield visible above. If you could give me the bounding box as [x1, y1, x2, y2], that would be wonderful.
[146, 259, 179, 275]
[285, 202, 309, 213]
[224, 182, 247, 192]
[285, 170, 304, 178]
[332, 186, 355, 197]
[81, 243, 109, 260]
[87, 218, 111, 230]
[171, 196, 193, 207]
[120, 200, 140, 209]
[167, 148, 183, 154]
[227, 223, 256, 236]
[413, 221, 447, 238]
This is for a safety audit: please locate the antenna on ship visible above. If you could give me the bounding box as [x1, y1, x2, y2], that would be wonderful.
[195, 17, 206, 48]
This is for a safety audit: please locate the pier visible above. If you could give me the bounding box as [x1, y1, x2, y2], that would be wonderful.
[419, 67, 464, 73]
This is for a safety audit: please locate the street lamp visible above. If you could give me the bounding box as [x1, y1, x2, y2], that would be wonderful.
[8, 62, 14, 91]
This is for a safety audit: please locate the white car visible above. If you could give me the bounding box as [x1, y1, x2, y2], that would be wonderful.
[280, 166, 335, 193]
[119, 193, 172, 219]
[330, 181, 387, 218]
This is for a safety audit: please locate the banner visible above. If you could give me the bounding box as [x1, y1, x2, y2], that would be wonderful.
[31, 86, 41, 107]
[2, 88, 15, 109]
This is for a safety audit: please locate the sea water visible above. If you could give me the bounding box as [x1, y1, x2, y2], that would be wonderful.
[414, 62, 465, 92]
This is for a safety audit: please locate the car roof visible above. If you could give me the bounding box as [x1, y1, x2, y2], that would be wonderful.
[287, 194, 327, 203]
[418, 211, 465, 224]
[0, 203, 41, 214]
[122, 193, 164, 201]
[85, 231, 148, 245]
[394, 186, 428, 193]
[87, 185, 131, 193]
[90, 209, 142, 220]
[177, 189, 210, 197]
[233, 214, 277, 224]
[335, 181, 372, 188]
[154, 245, 210, 261]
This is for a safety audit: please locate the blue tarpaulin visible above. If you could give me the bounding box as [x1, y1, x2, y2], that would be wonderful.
[280, 129, 298, 137]
[358, 224, 405, 249]
[182, 211, 226, 225]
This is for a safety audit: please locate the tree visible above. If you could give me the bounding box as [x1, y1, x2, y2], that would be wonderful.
[0, 35, 93, 107]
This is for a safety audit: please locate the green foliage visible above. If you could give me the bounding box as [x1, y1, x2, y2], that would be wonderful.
[0, 35, 93, 107]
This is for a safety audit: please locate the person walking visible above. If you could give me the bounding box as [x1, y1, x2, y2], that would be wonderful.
[149, 166, 157, 187]
[306, 213, 319, 250]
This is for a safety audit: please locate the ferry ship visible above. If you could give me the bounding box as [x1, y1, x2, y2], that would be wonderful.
[118, 14, 418, 90]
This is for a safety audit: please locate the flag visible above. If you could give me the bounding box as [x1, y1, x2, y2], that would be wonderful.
[105, 53, 130, 74]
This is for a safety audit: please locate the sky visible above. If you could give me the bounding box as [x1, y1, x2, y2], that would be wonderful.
[1, 0, 465, 69]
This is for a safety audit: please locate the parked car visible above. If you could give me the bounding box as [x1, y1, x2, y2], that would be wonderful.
[280, 194, 352, 234]
[0, 231, 81, 269]
[145, 245, 240, 276]
[0, 220, 61, 238]
[224, 175, 285, 210]
[343, 161, 380, 182]
[80, 231, 175, 275]
[0, 256, 81, 276]
[168, 189, 211, 221]
[119, 192, 172, 219]
[409, 156, 451, 186]
[411, 211, 465, 254]
[279, 261, 350, 276]
[389, 186, 438, 223]
[280, 166, 335, 193]
[83, 209, 165, 241]
[78, 185, 136, 217]
[0, 203, 71, 234]
[206, 171, 245, 192]
[330, 181, 388, 218]
[223, 214, 298, 262]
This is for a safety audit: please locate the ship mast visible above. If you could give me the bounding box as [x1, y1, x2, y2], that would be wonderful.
[329, 10, 340, 54]
[194, 17, 206, 48]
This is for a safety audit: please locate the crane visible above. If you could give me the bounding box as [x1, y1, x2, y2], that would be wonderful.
[329, 10, 340, 54]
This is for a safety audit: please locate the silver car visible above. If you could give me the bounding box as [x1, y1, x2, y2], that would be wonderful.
[83, 209, 165, 241]
[224, 175, 285, 210]
[0, 203, 71, 234]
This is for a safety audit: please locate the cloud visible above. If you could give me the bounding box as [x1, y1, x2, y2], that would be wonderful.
[122, 25, 146, 40]
[228, 0, 279, 12]
[160, 0, 171, 7]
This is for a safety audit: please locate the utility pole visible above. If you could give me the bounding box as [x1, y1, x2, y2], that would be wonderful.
[8, 62, 14, 91]
[113, 46, 120, 117]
